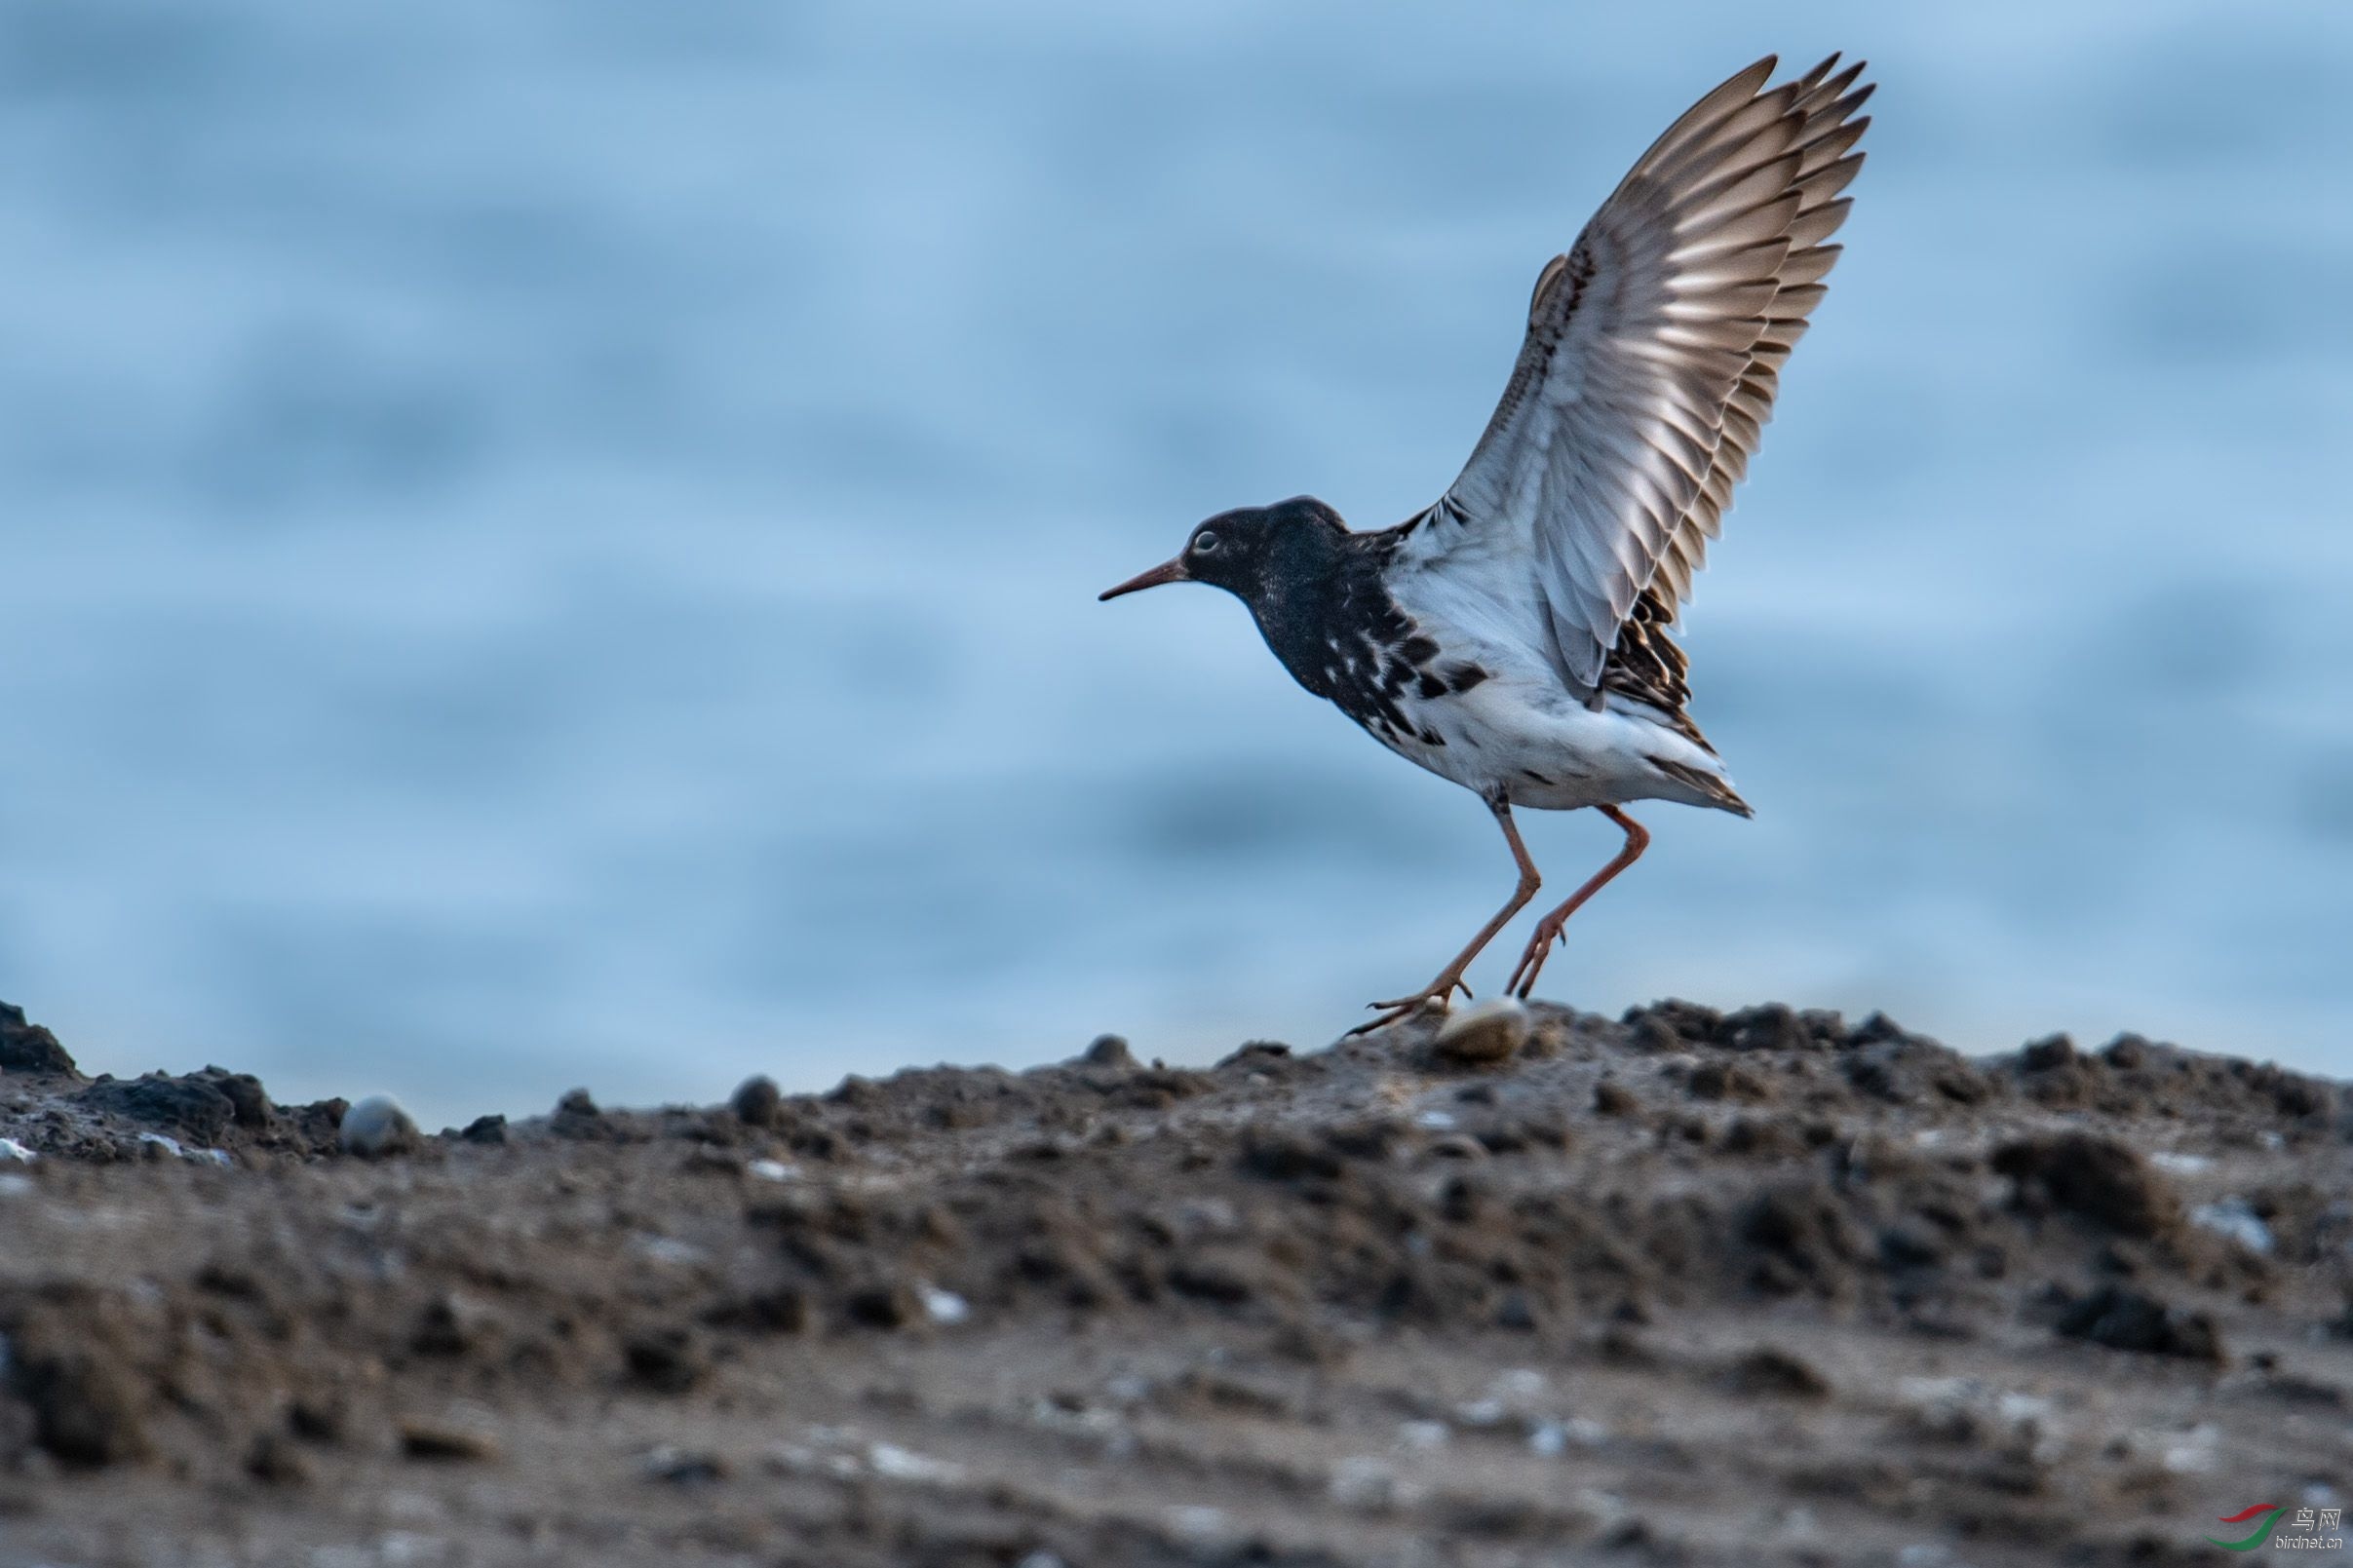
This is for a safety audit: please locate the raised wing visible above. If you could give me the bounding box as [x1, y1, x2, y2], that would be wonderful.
[1408, 56, 1870, 695]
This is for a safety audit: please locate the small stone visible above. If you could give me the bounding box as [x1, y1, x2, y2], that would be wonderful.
[2020, 1033, 2077, 1072]
[624, 1328, 707, 1394]
[706, 1286, 809, 1334]
[209, 1072, 273, 1128]
[339, 1095, 419, 1159]
[2189, 1198, 2274, 1255]
[1593, 1081, 1639, 1117]
[1992, 1133, 2179, 1239]
[1727, 1347, 1831, 1399]
[920, 1285, 971, 1326]
[459, 1114, 508, 1145]
[14, 1348, 150, 1467]
[844, 1282, 922, 1330]
[730, 1076, 783, 1128]
[1434, 999, 1530, 1065]
[1082, 1034, 1136, 1070]
[642, 1444, 728, 1485]
[399, 1421, 500, 1463]
[245, 1433, 311, 1486]
[2056, 1284, 2225, 1362]
[555, 1088, 599, 1119]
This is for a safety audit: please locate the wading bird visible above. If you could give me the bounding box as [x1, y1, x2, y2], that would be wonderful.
[1102, 56, 1870, 1032]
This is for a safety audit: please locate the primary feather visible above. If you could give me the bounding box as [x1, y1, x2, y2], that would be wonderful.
[1402, 55, 1871, 697]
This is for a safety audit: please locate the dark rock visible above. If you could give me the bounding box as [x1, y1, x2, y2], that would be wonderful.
[1993, 1134, 2180, 1239]
[706, 1287, 809, 1334]
[1727, 1346, 1831, 1398]
[730, 1076, 784, 1128]
[1168, 1260, 1256, 1306]
[1687, 1061, 1773, 1103]
[1081, 1034, 1135, 1070]
[1723, 1004, 1809, 1053]
[1216, 1041, 1292, 1070]
[79, 1075, 236, 1143]
[644, 1446, 728, 1485]
[826, 1076, 882, 1108]
[1593, 1081, 1639, 1117]
[1846, 1037, 1990, 1105]
[1741, 1183, 1861, 1297]
[459, 1114, 508, 1145]
[213, 1072, 273, 1128]
[2102, 1034, 2149, 1070]
[1624, 999, 1722, 1047]
[1845, 1012, 1909, 1048]
[0, 1004, 77, 1077]
[555, 1088, 599, 1119]
[246, 1433, 311, 1485]
[623, 1328, 707, 1394]
[400, 1422, 500, 1462]
[411, 1295, 494, 1358]
[1626, 1014, 1680, 1053]
[1239, 1130, 1345, 1184]
[1722, 1118, 1803, 1159]
[2020, 1034, 2077, 1073]
[8, 1347, 148, 1468]
[288, 1399, 344, 1444]
[2056, 1284, 2224, 1362]
[843, 1282, 921, 1331]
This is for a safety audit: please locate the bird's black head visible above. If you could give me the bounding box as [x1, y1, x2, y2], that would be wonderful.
[1099, 496, 1345, 607]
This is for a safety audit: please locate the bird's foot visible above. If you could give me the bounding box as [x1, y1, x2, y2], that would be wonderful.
[1504, 922, 1565, 999]
[1346, 975, 1471, 1037]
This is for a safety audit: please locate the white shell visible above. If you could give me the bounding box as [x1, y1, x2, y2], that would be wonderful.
[340, 1094, 420, 1159]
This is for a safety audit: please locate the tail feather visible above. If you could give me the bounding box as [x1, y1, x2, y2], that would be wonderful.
[1647, 753, 1754, 818]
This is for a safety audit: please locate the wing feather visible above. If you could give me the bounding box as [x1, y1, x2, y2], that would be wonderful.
[1406, 56, 1869, 693]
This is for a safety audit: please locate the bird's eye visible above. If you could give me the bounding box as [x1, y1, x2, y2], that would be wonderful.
[1193, 531, 1221, 555]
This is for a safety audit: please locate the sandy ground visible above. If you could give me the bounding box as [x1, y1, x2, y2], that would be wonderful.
[0, 995, 2348, 1567]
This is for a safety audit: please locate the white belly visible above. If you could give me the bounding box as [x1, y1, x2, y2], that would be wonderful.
[1369, 664, 1735, 813]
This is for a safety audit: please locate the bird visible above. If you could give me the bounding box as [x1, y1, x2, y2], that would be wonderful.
[1099, 55, 1870, 1034]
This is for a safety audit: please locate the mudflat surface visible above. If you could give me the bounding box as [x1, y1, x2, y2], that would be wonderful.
[1, 998, 2348, 1566]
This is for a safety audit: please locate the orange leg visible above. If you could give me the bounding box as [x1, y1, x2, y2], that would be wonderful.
[1349, 796, 1540, 1037]
[1504, 804, 1649, 1000]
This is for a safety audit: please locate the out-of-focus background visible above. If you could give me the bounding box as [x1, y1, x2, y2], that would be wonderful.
[1, 1, 2347, 1127]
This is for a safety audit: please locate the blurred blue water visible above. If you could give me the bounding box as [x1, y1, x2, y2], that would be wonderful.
[1, 1, 2347, 1126]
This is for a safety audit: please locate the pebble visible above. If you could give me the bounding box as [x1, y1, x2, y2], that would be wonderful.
[340, 1095, 421, 1159]
[642, 1444, 728, 1485]
[459, 1114, 507, 1145]
[867, 1440, 963, 1483]
[1394, 1419, 1449, 1450]
[730, 1076, 783, 1128]
[399, 1421, 500, 1463]
[1082, 1034, 1136, 1070]
[1433, 998, 1531, 1063]
[0, 1137, 36, 1162]
[920, 1285, 971, 1326]
[2190, 1198, 2274, 1254]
